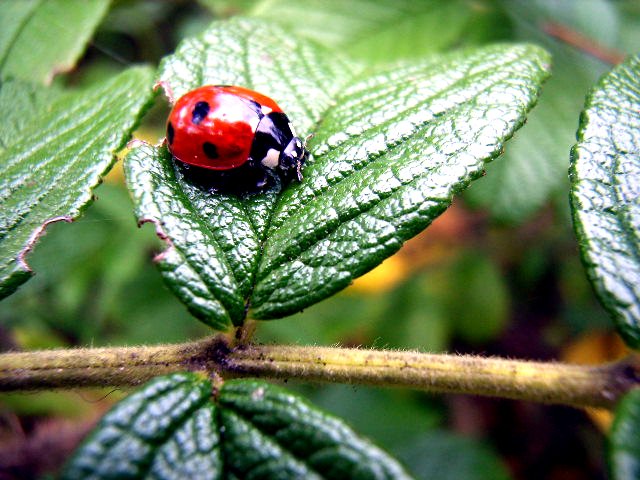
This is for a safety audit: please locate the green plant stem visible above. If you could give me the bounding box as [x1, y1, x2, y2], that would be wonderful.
[0, 335, 637, 409]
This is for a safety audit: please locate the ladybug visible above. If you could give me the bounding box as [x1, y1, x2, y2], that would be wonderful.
[166, 85, 308, 193]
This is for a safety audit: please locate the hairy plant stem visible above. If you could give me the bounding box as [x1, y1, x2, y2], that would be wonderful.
[0, 335, 637, 409]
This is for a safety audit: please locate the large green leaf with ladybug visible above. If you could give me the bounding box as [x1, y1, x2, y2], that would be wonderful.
[125, 17, 550, 329]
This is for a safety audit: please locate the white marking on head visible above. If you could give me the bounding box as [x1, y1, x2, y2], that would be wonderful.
[261, 105, 273, 115]
[261, 148, 280, 169]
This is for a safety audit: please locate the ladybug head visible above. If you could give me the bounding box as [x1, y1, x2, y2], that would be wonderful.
[279, 136, 309, 182]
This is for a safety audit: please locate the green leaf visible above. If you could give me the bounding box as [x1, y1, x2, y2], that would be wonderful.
[569, 54, 640, 348]
[250, 45, 549, 319]
[609, 389, 640, 480]
[250, 0, 505, 64]
[127, 17, 550, 326]
[0, 1, 39, 73]
[465, 49, 597, 223]
[0, 0, 111, 84]
[618, 0, 640, 53]
[61, 374, 413, 479]
[307, 385, 441, 453]
[0, 79, 58, 151]
[0, 0, 41, 63]
[0, 67, 155, 300]
[465, 0, 617, 223]
[157, 19, 355, 134]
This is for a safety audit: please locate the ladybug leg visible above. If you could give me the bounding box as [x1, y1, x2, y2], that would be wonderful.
[303, 133, 314, 148]
[254, 162, 277, 190]
[255, 175, 269, 189]
[280, 137, 308, 182]
[239, 157, 272, 191]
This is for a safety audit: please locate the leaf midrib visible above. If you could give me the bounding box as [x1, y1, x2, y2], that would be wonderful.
[238, 39, 361, 313]
[219, 401, 335, 480]
[125, 381, 212, 477]
[157, 157, 244, 321]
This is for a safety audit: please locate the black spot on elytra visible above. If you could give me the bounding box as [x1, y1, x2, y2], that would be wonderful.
[203, 142, 219, 159]
[192, 101, 210, 124]
[167, 122, 174, 145]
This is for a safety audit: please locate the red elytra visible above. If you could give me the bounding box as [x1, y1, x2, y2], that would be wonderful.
[166, 85, 283, 170]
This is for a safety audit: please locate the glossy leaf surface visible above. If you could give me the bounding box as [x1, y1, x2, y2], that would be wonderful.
[609, 388, 640, 480]
[0, 67, 155, 299]
[61, 373, 412, 479]
[570, 55, 640, 348]
[0, 79, 57, 152]
[127, 17, 550, 327]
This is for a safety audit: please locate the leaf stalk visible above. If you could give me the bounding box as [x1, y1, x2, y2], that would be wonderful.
[0, 335, 637, 409]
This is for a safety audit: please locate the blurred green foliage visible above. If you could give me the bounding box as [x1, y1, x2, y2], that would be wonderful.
[257, 251, 510, 351]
